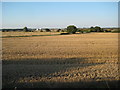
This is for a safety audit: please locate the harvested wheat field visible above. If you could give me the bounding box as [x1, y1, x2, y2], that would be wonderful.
[2, 32, 119, 88]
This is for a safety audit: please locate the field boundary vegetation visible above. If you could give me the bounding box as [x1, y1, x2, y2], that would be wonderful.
[1, 25, 119, 33]
[1, 25, 119, 38]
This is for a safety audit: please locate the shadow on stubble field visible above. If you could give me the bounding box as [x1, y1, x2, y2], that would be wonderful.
[2, 57, 118, 88]
[2, 33, 119, 88]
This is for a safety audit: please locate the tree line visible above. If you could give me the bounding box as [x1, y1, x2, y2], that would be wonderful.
[2, 25, 119, 33]
[66, 25, 119, 34]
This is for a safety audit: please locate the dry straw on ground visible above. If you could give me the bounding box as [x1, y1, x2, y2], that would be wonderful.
[2, 32, 119, 88]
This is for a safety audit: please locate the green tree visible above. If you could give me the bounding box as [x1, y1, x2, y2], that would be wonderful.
[90, 26, 95, 32]
[94, 26, 102, 32]
[23, 27, 29, 32]
[77, 28, 81, 32]
[90, 26, 103, 32]
[67, 25, 78, 34]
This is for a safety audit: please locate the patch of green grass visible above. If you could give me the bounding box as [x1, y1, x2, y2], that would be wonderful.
[111, 30, 120, 33]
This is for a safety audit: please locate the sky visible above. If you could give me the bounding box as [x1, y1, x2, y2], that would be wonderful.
[1, 0, 120, 2]
[1, 2, 118, 28]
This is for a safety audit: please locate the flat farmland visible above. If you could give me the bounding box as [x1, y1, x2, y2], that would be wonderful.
[2, 32, 119, 88]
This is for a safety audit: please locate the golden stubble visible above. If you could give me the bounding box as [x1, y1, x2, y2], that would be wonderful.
[2, 32, 119, 88]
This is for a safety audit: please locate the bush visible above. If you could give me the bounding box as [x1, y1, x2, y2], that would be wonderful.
[104, 29, 111, 32]
[60, 33, 69, 35]
[67, 25, 78, 34]
[40, 30, 43, 32]
[77, 29, 81, 32]
[23, 27, 29, 32]
[57, 29, 61, 32]
[61, 30, 64, 32]
[45, 28, 51, 32]
[90, 26, 95, 32]
[90, 26, 103, 32]
[111, 29, 120, 33]
[94, 26, 102, 32]
[84, 30, 91, 33]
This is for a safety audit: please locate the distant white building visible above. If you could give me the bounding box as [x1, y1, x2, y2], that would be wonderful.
[35, 28, 41, 31]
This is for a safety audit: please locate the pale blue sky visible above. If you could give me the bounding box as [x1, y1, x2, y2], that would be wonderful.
[2, 2, 118, 28]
